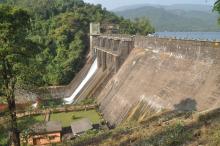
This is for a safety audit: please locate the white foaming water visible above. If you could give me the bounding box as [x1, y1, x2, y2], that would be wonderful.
[64, 58, 98, 104]
[32, 102, 38, 108]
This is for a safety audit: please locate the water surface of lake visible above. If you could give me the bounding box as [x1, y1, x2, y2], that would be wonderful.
[154, 32, 220, 41]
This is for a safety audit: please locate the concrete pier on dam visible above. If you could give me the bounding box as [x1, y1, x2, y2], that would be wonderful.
[43, 29, 220, 126]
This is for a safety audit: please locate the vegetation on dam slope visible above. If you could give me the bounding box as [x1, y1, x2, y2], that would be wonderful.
[64, 109, 220, 146]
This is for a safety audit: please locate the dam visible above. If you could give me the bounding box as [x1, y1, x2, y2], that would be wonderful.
[46, 23, 220, 126]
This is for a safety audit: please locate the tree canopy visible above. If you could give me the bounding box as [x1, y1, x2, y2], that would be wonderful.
[214, 0, 220, 11]
[0, 4, 39, 145]
[0, 4, 39, 96]
[214, 0, 220, 24]
[0, 0, 155, 86]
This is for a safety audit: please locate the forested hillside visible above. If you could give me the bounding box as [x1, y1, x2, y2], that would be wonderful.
[115, 4, 220, 32]
[0, 0, 154, 86]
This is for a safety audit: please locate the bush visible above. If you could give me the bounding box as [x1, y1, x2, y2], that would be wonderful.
[0, 124, 8, 146]
[72, 115, 81, 120]
[208, 127, 220, 145]
[136, 122, 192, 146]
[80, 98, 95, 105]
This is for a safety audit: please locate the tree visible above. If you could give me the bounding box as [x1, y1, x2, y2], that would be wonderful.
[134, 17, 155, 35]
[214, 0, 220, 11]
[214, 0, 220, 24]
[0, 0, 155, 87]
[0, 5, 38, 146]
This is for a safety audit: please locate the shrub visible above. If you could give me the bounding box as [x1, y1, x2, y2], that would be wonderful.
[136, 122, 193, 146]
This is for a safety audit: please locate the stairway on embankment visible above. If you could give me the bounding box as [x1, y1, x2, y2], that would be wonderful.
[97, 36, 220, 126]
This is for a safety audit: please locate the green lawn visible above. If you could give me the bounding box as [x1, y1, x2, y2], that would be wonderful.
[18, 109, 102, 129]
[18, 115, 45, 131]
[34, 114, 45, 121]
[50, 110, 102, 127]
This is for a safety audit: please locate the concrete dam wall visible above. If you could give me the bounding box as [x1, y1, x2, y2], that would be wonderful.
[97, 35, 220, 126]
[44, 30, 220, 126]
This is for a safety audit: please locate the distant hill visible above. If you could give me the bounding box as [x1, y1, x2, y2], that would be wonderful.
[114, 4, 220, 32]
[113, 4, 213, 13]
[164, 4, 213, 12]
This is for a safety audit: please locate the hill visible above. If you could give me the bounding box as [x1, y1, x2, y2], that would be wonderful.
[164, 4, 213, 12]
[114, 4, 220, 32]
[113, 4, 213, 12]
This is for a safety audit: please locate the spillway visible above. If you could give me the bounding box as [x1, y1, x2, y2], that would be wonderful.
[64, 58, 98, 104]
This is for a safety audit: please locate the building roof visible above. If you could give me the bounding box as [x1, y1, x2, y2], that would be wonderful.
[30, 121, 62, 135]
[0, 104, 7, 112]
[71, 118, 93, 135]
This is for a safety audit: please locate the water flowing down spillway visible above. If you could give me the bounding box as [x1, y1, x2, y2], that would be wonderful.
[64, 58, 98, 104]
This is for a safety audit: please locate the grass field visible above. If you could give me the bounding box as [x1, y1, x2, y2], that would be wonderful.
[34, 114, 45, 121]
[50, 110, 102, 127]
[30, 109, 102, 127]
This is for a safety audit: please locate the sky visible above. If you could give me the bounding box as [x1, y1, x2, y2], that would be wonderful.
[83, 0, 216, 10]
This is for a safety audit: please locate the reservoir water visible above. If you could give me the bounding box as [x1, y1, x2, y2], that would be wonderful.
[154, 32, 220, 41]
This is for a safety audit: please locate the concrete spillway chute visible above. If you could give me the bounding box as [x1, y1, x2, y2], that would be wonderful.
[64, 58, 98, 104]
